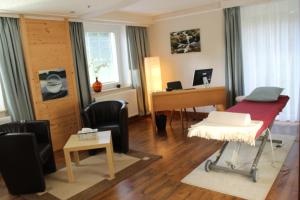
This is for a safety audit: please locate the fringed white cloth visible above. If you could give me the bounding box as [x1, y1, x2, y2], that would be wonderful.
[188, 111, 263, 146]
[206, 111, 252, 126]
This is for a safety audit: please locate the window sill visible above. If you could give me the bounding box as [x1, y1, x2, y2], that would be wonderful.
[0, 110, 8, 118]
[0, 113, 11, 125]
[92, 86, 132, 99]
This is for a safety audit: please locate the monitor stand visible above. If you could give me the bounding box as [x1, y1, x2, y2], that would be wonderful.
[203, 77, 210, 88]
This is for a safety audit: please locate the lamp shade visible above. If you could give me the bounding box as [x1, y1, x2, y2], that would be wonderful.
[145, 57, 162, 92]
[145, 57, 162, 110]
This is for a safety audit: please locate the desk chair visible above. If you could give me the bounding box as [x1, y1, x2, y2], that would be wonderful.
[167, 81, 197, 127]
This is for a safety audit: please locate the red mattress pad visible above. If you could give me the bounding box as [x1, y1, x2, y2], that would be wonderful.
[226, 95, 289, 138]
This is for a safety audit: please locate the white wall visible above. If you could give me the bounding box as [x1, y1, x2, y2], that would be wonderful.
[148, 10, 225, 90]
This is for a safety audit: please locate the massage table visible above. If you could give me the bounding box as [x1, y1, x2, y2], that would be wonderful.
[188, 95, 289, 182]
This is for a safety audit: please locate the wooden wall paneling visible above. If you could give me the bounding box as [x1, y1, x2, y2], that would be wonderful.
[20, 17, 81, 151]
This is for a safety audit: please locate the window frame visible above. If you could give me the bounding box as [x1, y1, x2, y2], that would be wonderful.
[84, 23, 126, 91]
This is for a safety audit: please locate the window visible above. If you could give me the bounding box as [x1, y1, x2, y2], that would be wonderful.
[85, 32, 119, 86]
[241, 0, 299, 121]
[84, 23, 131, 91]
[0, 82, 5, 112]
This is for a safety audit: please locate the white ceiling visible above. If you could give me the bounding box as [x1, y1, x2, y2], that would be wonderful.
[0, 0, 270, 23]
[120, 0, 218, 16]
[0, 0, 139, 16]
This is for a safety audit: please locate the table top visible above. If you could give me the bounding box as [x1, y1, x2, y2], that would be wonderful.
[152, 86, 226, 96]
[63, 131, 111, 151]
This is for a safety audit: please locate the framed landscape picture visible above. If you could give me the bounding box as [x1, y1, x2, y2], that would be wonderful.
[170, 28, 201, 54]
[39, 68, 68, 101]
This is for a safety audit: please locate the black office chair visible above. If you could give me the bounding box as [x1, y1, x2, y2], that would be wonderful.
[167, 81, 183, 91]
[167, 81, 197, 126]
[0, 120, 56, 195]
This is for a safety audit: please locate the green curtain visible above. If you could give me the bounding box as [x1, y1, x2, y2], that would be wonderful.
[0, 17, 34, 120]
[126, 26, 150, 115]
[224, 7, 244, 106]
[69, 22, 92, 110]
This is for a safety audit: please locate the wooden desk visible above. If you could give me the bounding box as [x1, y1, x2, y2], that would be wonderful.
[150, 87, 227, 132]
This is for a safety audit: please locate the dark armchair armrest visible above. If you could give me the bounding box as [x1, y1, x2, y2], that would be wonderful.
[119, 101, 129, 152]
[24, 120, 51, 144]
[82, 109, 92, 128]
[0, 132, 43, 164]
[0, 132, 45, 194]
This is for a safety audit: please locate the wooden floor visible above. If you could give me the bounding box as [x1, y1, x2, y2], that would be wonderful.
[0, 113, 299, 200]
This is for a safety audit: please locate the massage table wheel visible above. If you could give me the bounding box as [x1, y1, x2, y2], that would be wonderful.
[205, 160, 213, 172]
[251, 169, 257, 182]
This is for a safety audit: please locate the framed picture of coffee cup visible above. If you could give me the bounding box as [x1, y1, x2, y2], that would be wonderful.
[39, 68, 68, 101]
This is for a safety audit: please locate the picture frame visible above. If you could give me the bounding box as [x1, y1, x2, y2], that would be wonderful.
[39, 68, 68, 101]
[170, 28, 201, 54]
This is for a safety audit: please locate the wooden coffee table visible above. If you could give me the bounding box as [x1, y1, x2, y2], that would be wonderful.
[63, 131, 115, 182]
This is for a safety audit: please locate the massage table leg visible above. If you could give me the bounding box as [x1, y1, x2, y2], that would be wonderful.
[204, 130, 272, 182]
[213, 141, 229, 165]
[228, 143, 242, 169]
[205, 141, 229, 172]
[257, 128, 282, 162]
[205, 141, 252, 178]
[250, 130, 269, 182]
[257, 136, 282, 145]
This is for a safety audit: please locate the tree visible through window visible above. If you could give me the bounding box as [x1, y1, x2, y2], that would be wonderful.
[85, 32, 119, 86]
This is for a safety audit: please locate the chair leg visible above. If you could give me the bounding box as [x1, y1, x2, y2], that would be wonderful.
[192, 107, 197, 121]
[170, 110, 174, 126]
[180, 109, 184, 129]
[184, 108, 188, 122]
[193, 107, 197, 113]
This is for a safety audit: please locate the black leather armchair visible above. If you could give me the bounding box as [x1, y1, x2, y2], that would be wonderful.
[0, 120, 56, 195]
[82, 100, 129, 153]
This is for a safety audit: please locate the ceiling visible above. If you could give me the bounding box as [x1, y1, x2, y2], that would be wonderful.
[0, 0, 270, 24]
[120, 0, 218, 16]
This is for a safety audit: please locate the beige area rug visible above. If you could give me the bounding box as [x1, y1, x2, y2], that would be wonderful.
[23, 150, 161, 200]
[182, 134, 295, 200]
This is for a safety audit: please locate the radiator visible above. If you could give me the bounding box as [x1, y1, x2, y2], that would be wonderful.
[94, 88, 138, 117]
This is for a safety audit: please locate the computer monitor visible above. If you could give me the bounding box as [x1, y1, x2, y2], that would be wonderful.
[192, 68, 213, 87]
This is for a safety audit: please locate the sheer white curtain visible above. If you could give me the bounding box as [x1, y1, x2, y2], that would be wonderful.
[241, 0, 300, 121]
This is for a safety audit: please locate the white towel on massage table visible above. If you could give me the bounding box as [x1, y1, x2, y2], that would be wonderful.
[206, 111, 252, 126]
[188, 111, 263, 146]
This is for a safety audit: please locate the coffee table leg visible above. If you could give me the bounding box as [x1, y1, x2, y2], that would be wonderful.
[64, 150, 75, 182]
[106, 145, 115, 179]
[73, 151, 80, 166]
